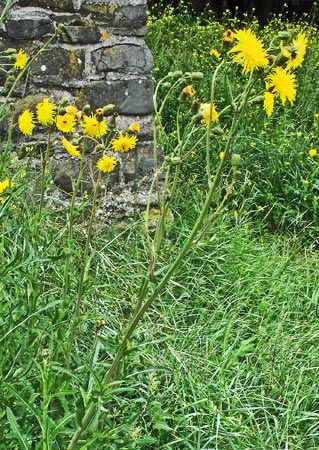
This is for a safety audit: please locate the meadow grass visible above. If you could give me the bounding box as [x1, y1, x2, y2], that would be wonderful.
[1, 4, 319, 449]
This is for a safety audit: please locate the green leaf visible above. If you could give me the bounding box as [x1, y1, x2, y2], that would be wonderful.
[6, 407, 30, 450]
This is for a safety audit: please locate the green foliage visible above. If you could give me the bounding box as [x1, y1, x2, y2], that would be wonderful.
[146, 6, 319, 242]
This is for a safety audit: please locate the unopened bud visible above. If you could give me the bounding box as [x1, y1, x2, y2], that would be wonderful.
[59, 97, 69, 107]
[103, 103, 115, 114]
[210, 126, 224, 136]
[278, 31, 292, 41]
[231, 153, 241, 168]
[189, 71, 204, 81]
[162, 82, 172, 89]
[167, 70, 183, 78]
[82, 104, 91, 114]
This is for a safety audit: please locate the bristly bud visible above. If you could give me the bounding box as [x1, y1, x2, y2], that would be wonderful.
[167, 70, 183, 78]
[191, 98, 201, 115]
[278, 31, 292, 41]
[108, 112, 118, 129]
[189, 72, 204, 81]
[231, 153, 241, 168]
[59, 97, 69, 107]
[210, 126, 224, 136]
[94, 144, 105, 152]
[103, 104, 115, 114]
[162, 82, 172, 89]
[4, 48, 17, 55]
[82, 104, 91, 114]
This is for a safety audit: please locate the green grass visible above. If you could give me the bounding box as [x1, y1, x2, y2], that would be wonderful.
[1, 5, 319, 449]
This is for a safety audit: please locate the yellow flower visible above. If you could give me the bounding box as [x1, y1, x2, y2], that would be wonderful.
[82, 114, 107, 138]
[264, 91, 275, 117]
[36, 97, 56, 125]
[219, 151, 225, 159]
[0, 179, 14, 202]
[309, 148, 317, 157]
[97, 155, 117, 172]
[183, 85, 196, 97]
[314, 113, 319, 118]
[266, 67, 296, 106]
[210, 49, 221, 58]
[18, 109, 35, 136]
[112, 133, 137, 152]
[128, 122, 140, 133]
[56, 113, 76, 133]
[223, 29, 234, 43]
[228, 29, 268, 75]
[200, 103, 219, 127]
[66, 105, 82, 120]
[286, 33, 308, 71]
[14, 49, 28, 69]
[62, 136, 81, 157]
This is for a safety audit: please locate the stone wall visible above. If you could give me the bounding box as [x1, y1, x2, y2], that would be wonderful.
[0, 0, 159, 220]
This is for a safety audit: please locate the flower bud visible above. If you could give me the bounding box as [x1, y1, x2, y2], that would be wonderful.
[189, 72, 204, 81]
[59, 97, 69, 107]
[167, 70, 183, 78]
[162, 82, 172, 89]
[210, 126, 224, 136]
[82, 104, 91, 114]
[278, 31, 292, 41]
[103, 103, 115, 114]
[231, 153, 241, 168]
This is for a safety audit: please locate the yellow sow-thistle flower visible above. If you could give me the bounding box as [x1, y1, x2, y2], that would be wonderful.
[56, 113, 76, 133]
[263, 91, 275, 117]
[183, 85, 196, 97]
[36, 97, 56, 125]
[18, 109, 35, 136]
[200, 103, 219, 127]
[97, 155, 117, 173]
[14, 49, 28, 69]
[128, 122, 140, 133]
[286, 33, 308, 71]
[0, 179, 14, 202]
[112, 133, 137, 152]
[82, 114, 107, 138]
[309, 148, 317, 158]
[66, 105, 82, 121]
[266, 67, 296, 106]
[228, 29, 268, 75]
[62, 136, 81, 157]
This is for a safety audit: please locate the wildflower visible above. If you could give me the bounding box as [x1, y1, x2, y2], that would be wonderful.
[97, 155, 117, 172]
[264, 91, 275, 117]
[18, 109, 35, 136]
[219, 151, 225, 159]
[14, 49, 28, 69]
[66, 105, 82, 120]
[56, 113, 76, 133]
[257, 205, 264, 211]
[266, 67, 296, 105]
[36, 97, 56, 126]
[112, 133, 137, 152]
[315, 113, 319, 118]
[62, 136, 81, 157]
[128, 122, 140, 133]
[286, 33, 308, 71]
[228, 29, 268, 75]
[200, 103, 219, 127]
[223, 29, 234, 43]
[309, 148, 317, 157]
[82, 114, 107, 138]
[183, 85, 196, 97]
[210, 49, 221, 58]
[0, 179, 14, 202]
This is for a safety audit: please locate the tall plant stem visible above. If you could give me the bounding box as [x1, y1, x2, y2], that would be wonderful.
[67, 170, 102, 355]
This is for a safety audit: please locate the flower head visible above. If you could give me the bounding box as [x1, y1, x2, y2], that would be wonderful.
[66, 105, 82, 120]
[82, 114, 107, 138]
[112, 133, 137, 152]
[18, 109, 35, 136]
[223, 29, 234, 43]
[183, 85, 196, 97]
[62, 136, 81, 157]
[14, 49, 28, 69]
[309, 148, 317, 158]
[266, 67, 297, 106]
[128, 122, 140, 133]
[228, 29, 268, 75]
[264, 91, 275, 117]
[97, 155, 117, 172]
[285, 33, 308, 71]
[36, 97, 56, 126]
[0, 179, 14, 202]
[200, 103, 219, 127]
[56, 113, 76, 133]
